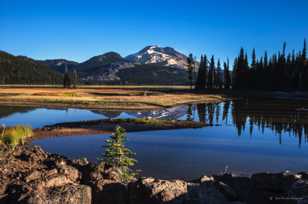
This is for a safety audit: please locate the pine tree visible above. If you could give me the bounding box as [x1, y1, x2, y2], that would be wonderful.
[72, 69, 78, 88]
[216, 59, 223, 89]
[187, 54, 195, 90]
[303, 38, 307, 62]
[252, 48, 257, 69]
[208, 56, 215, 89]
[204, 55, 208, 88]
[102, 126, 137, 182]
[302, 39, 308, 90]
[282, 42, 287, 57]
[264, 51, 268, 67]
[244, 53, 249, 70]
[195, 55, 207, 90]
[233, 48, 249, 89]
[195, 55, 203, 90]
[224, 59, 231, 89]
[232, 57, 238, 89]
[63, 66, 71, 88]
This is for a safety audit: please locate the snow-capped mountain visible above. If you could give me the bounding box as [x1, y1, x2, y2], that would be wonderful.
[125, 45, 188, 69]
[40, 45, 191, 84]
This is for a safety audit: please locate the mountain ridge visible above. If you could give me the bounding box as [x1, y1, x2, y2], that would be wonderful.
[0, 45, 191, 85]
[0, 51, 63, 84]
[38, 45, 190, 84]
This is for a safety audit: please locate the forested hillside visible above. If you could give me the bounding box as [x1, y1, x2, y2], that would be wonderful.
[117, 64, 189, 85]
[0, 51, 62, 84]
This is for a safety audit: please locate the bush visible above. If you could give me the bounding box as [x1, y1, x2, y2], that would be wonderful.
[0, 125, 33, 149]
[101, 126, 137, 182]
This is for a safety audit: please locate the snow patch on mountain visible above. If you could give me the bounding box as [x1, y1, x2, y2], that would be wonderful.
[125, 45, 188, 69]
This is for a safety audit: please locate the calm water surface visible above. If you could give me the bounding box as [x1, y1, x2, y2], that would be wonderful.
[1, 98, 308, 180]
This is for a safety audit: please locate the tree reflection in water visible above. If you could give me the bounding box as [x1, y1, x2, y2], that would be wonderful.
[194, 98, 308, 147]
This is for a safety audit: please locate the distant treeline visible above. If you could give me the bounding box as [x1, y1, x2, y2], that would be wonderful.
[0, 51, 62, 84]
[194, 39, 308, 91]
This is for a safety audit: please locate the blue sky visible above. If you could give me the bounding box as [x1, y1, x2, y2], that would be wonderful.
[1, 0, 307, 62]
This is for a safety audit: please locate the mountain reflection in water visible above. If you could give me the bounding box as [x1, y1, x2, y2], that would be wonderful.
[0, 98, 308, 146]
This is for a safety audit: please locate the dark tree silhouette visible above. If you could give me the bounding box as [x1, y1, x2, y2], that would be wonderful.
[231, 40, 308, 91]
[303, 39, 307, 60]
[223, 59, 231, 89]
[215, 59, 223, 89]
[208, 56, 215, 89]
[63, 66, 71, 88]
[251, 48, 257, 68]
[195, 55, 208, 90]
[72, 69, 78, 88]
[187, 54, 195, 90]
[233, 48, 249, 89]
[302, 39, 308, 90]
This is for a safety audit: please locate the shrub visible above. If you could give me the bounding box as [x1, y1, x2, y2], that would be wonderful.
[101, 126, 137, 182]
[0, 125, 33, 149]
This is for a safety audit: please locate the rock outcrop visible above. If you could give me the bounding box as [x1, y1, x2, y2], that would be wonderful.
[1, 145, 308, 204]
[0, 145, 92, 204]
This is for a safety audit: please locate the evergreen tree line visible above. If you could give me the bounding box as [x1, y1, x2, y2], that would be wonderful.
[194, 39, 307, 91]
[63, 66, 79, 88]
[233, 40, 307, 91]
[195, 54, 232, 90]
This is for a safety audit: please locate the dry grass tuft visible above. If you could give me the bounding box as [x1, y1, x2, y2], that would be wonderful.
[0, 125, 33, 148]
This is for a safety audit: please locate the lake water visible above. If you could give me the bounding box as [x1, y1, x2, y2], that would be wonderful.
[1, 98, 308, 180]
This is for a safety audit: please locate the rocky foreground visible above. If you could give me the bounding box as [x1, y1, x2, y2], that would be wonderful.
[1, 145, 308, 204]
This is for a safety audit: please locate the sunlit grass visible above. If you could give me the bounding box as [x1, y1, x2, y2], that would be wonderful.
[0, 125, 33, 149]
[62, 92, 79, 97]
[0, 87, 224, 109]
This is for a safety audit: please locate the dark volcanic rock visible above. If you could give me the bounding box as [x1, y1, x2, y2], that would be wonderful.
[0, 145, 91, 204]
[1, 145, 308, 204]
[128, 177, 187, 204]
[26, 184, 92, 204]
[88, 162, 129, 204]
[93, 179, 128, 204]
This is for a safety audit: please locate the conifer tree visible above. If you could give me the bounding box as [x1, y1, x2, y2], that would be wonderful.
[63, 66, 71, 88]
[204, 55, 208, 88]
[195, 55, 207, 90]
[233, 48, 248, 89]
[244, 53, 249, 70]
[187, 54, 195, 90]
[302, 39, 308, 90]
[303, 39, 307, 61]
[102, 126, 137, 182]
[208, 56, 215, 89]
[232, 57, 238, 89]
[252, 48, 257, 69]
[264, 51, 268, 67]
[72, 69, 78, 89]
[216, 59, 223, 89]
[195, 55, 203, 90]
[224, 59, 231, 89]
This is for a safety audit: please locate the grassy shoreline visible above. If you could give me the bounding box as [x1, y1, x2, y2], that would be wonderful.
[0, 86, 224, 110]
[32, 118, 206, 139]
